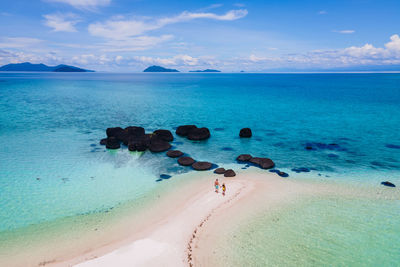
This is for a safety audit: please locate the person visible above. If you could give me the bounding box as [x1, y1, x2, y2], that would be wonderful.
[222, 183, 226, 196]
[214, 179, 220, 193]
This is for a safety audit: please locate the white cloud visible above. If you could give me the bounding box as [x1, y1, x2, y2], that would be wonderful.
[88, 9, 248, 40]
[102, 35, 174, 52]
[45, 0, 110, 9]
[43, 13, 80, 32]
[318, 10, 327, 15]
[0, 37, 43, 48]
[333, 30, 355, 34]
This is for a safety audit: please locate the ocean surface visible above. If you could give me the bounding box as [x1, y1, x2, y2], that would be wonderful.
[0, 73, 399, 264]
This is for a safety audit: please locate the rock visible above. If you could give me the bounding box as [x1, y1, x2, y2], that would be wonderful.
[187, 127, 210, 141]
[381, 181, 396, 187]
[106, 137, 120, 149]
[125, 126, 145, 137]
[224, 169, 236, 177]
[214, 168, 226, 174]
[277, 171, 289, 178]
[153, 129, 174, 142]
[149, 139, 171, 152]
[249, 157, 275, 169]
[192, 161, 212, 170]
[128, 134, 151, 151]
[176, 125, 197, 136]
[166, 150, 184, 158]
[239, 128, 252, 138]
[106, 127, 124, 138]
[178, 156, 195, 166]
[100, 138, 107, 145]
[291, 167, 310, 173]
[237, 154, 252, 162]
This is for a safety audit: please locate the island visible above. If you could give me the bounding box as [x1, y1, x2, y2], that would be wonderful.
[0, 62, 93, 72]
[189, 69, 221, 72]
[143, 65, 179, 72]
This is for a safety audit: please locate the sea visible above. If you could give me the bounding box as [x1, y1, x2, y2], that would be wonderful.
[0, 72, 399, 265]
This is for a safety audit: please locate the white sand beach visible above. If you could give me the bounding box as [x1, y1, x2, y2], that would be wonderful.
[68, 171, 324, 267]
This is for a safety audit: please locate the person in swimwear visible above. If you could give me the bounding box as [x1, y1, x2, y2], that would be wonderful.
[214, 179, 220, 193]
[222, 183, 226, 196]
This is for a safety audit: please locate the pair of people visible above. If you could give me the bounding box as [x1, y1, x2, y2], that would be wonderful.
[214, 179, 226, 196]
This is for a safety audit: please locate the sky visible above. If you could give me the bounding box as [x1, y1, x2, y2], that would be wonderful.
[0, 0, 399, 72]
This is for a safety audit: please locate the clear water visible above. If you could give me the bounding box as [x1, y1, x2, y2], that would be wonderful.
[0, 73, 399, 261]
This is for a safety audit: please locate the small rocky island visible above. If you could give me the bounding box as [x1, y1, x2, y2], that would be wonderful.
[143, 65, 179, 72]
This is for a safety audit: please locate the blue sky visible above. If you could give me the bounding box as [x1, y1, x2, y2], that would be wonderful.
[0, 0, 399, 71]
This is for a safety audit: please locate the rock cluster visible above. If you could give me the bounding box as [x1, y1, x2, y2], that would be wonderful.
[100, 126, 173, 152]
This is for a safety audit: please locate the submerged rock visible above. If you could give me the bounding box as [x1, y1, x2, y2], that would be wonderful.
[153, 129, 174, 142]
[239, 128, 252, 138]
[291, 167, 310, 173]
[236, 154, 252, 162]
[166, 150, 183, 158]
[192, 161, 212, 171]
[381, 181, 396, 187]
[224, 169, 236, 177]
[214, 168, 226, 174]
[277, 171, 289, 178]
[176, 125, 197, 136]
[178, 156, 195, 166]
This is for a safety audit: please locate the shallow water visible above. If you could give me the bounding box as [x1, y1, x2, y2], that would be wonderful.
[0, 73, 399, 262]
[211, 192, 400, 266]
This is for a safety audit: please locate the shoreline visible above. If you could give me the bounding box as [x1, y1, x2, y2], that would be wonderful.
[1, 169, 398, 267]
[64, 170, 341, 267]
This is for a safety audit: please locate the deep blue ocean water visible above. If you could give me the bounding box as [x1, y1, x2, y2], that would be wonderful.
[0, 73, 399, 232]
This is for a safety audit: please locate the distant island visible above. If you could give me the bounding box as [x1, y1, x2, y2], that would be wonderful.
[0, 62, 94, 72]
[189, 69, 221, 73]
[143, 66, 179, 72]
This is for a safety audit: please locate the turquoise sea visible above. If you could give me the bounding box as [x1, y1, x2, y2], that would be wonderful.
[1, 73, 399, 265]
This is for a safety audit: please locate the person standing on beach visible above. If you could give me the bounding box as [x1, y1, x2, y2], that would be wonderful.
[222, 183, 226, 196]
[214, 179, 220, 193]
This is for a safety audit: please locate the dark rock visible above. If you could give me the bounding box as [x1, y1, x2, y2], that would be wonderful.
[224, 169, 236, 177]
[381, 181, 396, 187]
[249, 157, 275, 169]
[239, 128, 252, 138]
[291, 167, 310, 173]
[149, 139, 171, 152]
[187, 127, 210, 141]
[128, 135, 151, 151]
[178, 157, 195, 166]
[386, 144, 400, 149]
[305, 146, 314, 150]
[106, 137, 120, 149]
[100, 138, 107, 145]
[153, 129, 174, 142]
[166, 150, 184, 158]
[236, 154, 252, 162]
[277, 171, 289, 178]
[214, 168, 226, 174]
[269, 169, 280, 173]
[125, 126, 145, 137]
[176, 125, 197, 136]
[192, 161, 212, 171]
[160, 174, 172, 179]
[106, 127, 124, 138]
